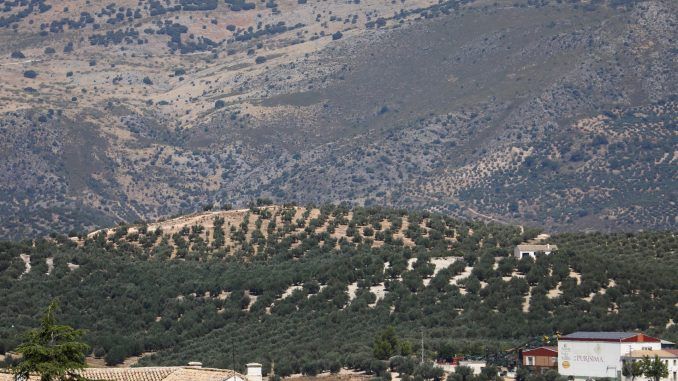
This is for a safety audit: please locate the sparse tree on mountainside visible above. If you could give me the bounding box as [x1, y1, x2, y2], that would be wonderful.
[12, 300, 89, 381]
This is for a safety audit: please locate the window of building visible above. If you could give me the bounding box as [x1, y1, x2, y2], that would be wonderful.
[527, 357, 534, 365]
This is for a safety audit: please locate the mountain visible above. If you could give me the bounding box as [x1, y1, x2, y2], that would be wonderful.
[0, 0, 676, 239]
[1, 205, 676, 373]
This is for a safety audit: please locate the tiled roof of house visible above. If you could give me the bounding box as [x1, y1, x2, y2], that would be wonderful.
[163, 367, 245, 381]
[623, 350, 678, 359]
[525, 346, 558, 352]
[0, 367, 247, 381]
[81, 367, 178, 381]
[523, 346, 558, 356]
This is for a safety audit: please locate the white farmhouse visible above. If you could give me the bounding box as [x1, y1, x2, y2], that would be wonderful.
[514, 244, 558, 259]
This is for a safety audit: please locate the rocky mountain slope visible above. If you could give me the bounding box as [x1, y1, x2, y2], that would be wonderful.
[0, 0, 676, 239]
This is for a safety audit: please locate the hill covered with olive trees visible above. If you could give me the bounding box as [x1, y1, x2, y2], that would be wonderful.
[1, 205, 676, 375]
[0, 0, 676, 239]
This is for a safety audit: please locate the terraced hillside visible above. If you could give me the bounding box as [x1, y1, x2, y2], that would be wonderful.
[1, 206, 676, 374]
[0, 0, 676, 239]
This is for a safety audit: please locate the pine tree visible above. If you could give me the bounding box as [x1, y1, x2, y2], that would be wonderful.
[373, 326, 401, 360]
[12, 301, 89, 381]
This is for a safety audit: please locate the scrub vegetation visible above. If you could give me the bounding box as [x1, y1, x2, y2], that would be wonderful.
[0, 0, 676, 239]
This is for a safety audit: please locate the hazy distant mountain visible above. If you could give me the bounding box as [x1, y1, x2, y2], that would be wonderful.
[0, 0, 676, 239]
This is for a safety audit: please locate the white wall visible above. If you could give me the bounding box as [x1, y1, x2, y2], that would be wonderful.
[558, 341, 662, 379]
[668, 358, 678, 381]
[246, 363, 263, 381]
[559, 341, 622, 378]
[619, 342, 662, 355]
[434, 363, 456, 373]
[459, 361, 486, 375]
[514, 250, 553, 259]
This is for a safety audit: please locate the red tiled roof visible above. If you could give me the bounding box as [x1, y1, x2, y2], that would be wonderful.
[0, 367, 247, 381]
[523, 347, 558, 356]
[623, 350, 678, 359]
[81, 367, 178, 381]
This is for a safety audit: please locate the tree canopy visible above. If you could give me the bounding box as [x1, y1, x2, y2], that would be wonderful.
[0, 205, 675, 376]
[12, 300, 89, 381]
[640, 355, 669, 381]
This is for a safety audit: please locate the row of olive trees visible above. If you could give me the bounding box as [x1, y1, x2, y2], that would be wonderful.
[5, 299, 672, 381]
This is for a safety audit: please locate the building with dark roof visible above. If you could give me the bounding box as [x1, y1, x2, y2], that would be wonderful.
[560, 332, 661, 343]
[558, 332, 663, 380]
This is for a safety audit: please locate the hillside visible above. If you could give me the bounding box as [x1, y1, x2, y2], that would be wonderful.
[1, 206, 676, 375]
[82, 204, 462, 257]
[0, 0, 676, 239]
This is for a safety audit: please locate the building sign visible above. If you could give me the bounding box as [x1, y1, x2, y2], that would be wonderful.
[572, 355, 603, 362]
[558, 342, 621, 378]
